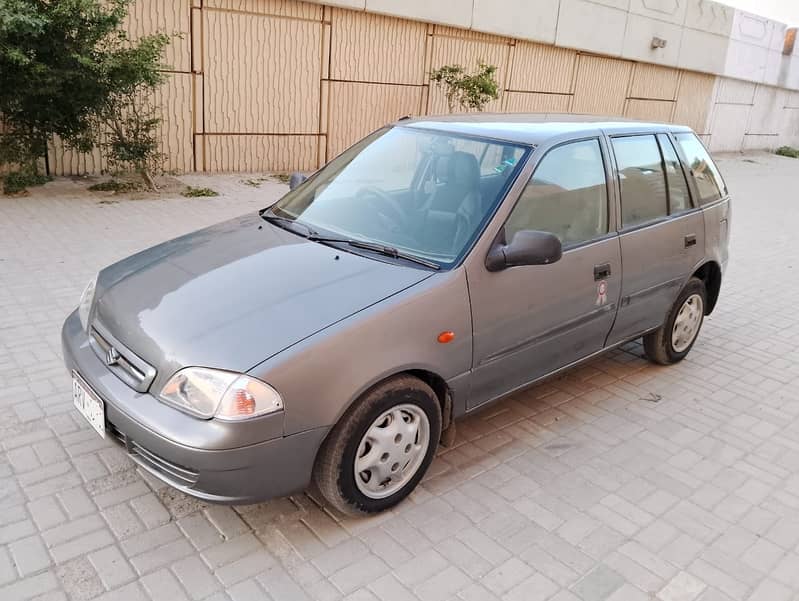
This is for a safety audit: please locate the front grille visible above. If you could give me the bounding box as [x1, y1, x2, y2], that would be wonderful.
[89, 324, 156, 393]
[108, 422, 199, 488]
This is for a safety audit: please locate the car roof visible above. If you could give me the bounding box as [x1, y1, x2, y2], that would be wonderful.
[397, 113, 694, 146]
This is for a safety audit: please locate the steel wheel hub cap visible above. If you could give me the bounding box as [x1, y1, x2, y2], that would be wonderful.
[671, 293, 703, 353]
[354, 404, 430, 499]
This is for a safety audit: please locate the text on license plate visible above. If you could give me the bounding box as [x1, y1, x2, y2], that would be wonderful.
[72, 372, 106, 439]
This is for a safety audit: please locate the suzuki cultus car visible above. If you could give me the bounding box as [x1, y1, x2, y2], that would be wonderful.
[63, 114, 730, 514]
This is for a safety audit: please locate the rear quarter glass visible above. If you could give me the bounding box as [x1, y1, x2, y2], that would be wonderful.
[674, 133, 727, 204]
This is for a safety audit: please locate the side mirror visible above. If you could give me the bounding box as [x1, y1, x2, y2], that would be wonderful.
[288, 172, 308, 190]
[485, 229, 562, 272]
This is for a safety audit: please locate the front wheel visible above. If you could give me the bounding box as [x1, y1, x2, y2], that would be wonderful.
[643, 277, 707, 365]
[313, 376, 441, 515]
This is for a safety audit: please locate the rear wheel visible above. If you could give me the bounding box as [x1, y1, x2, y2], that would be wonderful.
[313, 375, 441, 515]
[643, 277, 707, 365]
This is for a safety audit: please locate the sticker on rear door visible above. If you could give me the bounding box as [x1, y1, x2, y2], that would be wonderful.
[596, 280, 608, 306]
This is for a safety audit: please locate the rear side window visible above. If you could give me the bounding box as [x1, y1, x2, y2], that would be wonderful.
[505, 139, 608, 247]
[612, 135, 668, 228]
[657, 134, 692, 214]
[674, 133, 727, 204]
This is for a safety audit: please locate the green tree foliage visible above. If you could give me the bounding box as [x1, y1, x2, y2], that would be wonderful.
[0, 0, 170, 189]
[430, 61, 500, 113]
[94, 30, 170, 190]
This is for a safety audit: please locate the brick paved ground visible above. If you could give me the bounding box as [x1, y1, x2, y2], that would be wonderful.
[1, 154, 799, 601]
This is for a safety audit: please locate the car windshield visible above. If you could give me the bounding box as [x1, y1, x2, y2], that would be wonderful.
[269, 126, 529, 268]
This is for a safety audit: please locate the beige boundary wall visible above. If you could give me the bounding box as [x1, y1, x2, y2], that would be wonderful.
[45, 0, 799, 175]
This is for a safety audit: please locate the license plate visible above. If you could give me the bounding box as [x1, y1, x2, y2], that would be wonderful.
[72, 371, 106, 439]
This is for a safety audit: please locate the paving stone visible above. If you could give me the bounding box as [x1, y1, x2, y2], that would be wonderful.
[129, 493, 170, 530]
[140, 568, 190, 601]
[412, 565, 470, 601]
[0, 571, 60, 600]
[55, 557, 104, 601]
[657, 571, 707, 601]
[27, 497, 67, 531]
[0, 547, 16, 586]
[88, 545, 136, 589]
[9, 535, 51, 576]
[171, 555, 221, 600]
[129, 538, 194, 575]
[51, 529, 115, 564]
[1, 157, 798, 601]
[570, 564, 625, 601]
[504, 572, 561, 601]
[329, 554, 389, 595]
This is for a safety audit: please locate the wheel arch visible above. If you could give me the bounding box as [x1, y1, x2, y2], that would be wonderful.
[314, 368, 454, 461]
[691, 261, 722, 314]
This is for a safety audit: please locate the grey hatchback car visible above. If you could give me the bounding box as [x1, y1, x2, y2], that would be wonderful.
[62, 114, 730, 514]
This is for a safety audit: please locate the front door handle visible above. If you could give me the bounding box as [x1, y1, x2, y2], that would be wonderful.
[594, 263, 611, 281]
[684, 234, 697, 248]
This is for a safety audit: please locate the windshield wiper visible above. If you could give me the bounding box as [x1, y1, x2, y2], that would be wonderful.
[259, 210, 317, 238]
[308, 235, 440, 270]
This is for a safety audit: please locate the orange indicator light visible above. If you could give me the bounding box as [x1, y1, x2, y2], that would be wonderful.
[437, 331, 455, 344]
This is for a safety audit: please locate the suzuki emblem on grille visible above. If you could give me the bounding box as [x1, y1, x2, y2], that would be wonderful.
[105, 346, 121, 366]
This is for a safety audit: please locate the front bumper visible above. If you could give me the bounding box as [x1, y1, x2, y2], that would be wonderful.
[61, 310, 329, 504]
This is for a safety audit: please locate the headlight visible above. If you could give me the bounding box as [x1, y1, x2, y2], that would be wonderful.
[78, 276, 97, 332]
[159, 367, 284, 420]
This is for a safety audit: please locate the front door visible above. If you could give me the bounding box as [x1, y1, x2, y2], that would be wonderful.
[606, 133, 706, 345]
[467, 138, 621, 410]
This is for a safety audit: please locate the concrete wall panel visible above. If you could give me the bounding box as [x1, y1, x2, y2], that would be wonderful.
[203, 135, 319, 171]
[205, 0, 322, 19]
[708, 103, 749, 151]
[716, 77, 756, 104]
[155, 73, 195, 173]
[327, 82, 423, 157]
[124, 0, 191, 73]
[684, 0, 733, 37]
[621, 13, 682, 66]
[742, 134, 778, 150]
[472, 0, 559, 44]
[779, 108, 799, 147]
[572, 55, 633, 115]
[47, 137, 106, 177]
[508, 42, 576, 94]
[730, 10, 775, 49]
[45, 74, 193, 175]
[629, 0, 688, 26]
[504, 92, 572, 113]
[630, 63, 680, 100]
[427, 27, 510, 114]
[330, 9, 427, 85]
[677, 28, 728, 74]
[625, 99, 674, 121]
[724, 39, 769, 83]
[38, 0, 799, 175]
[556, 0, 628, 57]
[746, 85, 784, 135]
[673, 71, 715, 132]
[203, 11, 321, 134]
[365, 0, 472, 28]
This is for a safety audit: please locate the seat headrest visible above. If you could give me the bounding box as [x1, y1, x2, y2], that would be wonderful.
[447, 151, 480, 188]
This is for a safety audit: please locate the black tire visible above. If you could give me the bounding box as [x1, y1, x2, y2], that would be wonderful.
[643, 277, 707, 365]
[313, 375, 442, 516]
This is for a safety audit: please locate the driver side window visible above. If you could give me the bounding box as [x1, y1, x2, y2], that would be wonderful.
[505, 139, 609, 247]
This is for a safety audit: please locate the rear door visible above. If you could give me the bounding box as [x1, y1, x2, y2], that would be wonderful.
[673, 132, 731, 272]
[606, 133, 705, 345]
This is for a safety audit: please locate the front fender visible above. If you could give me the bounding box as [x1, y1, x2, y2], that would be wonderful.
[249, 268, 473, 436]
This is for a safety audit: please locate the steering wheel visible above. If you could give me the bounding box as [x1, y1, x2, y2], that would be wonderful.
[356, 186, 407, 230]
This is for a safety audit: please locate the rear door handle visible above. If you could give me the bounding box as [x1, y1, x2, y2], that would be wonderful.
[594, 263, 611, 280]
[685, 234, 697, 248]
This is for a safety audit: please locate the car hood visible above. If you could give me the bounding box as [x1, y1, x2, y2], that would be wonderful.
[94, 213, 432, 388]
